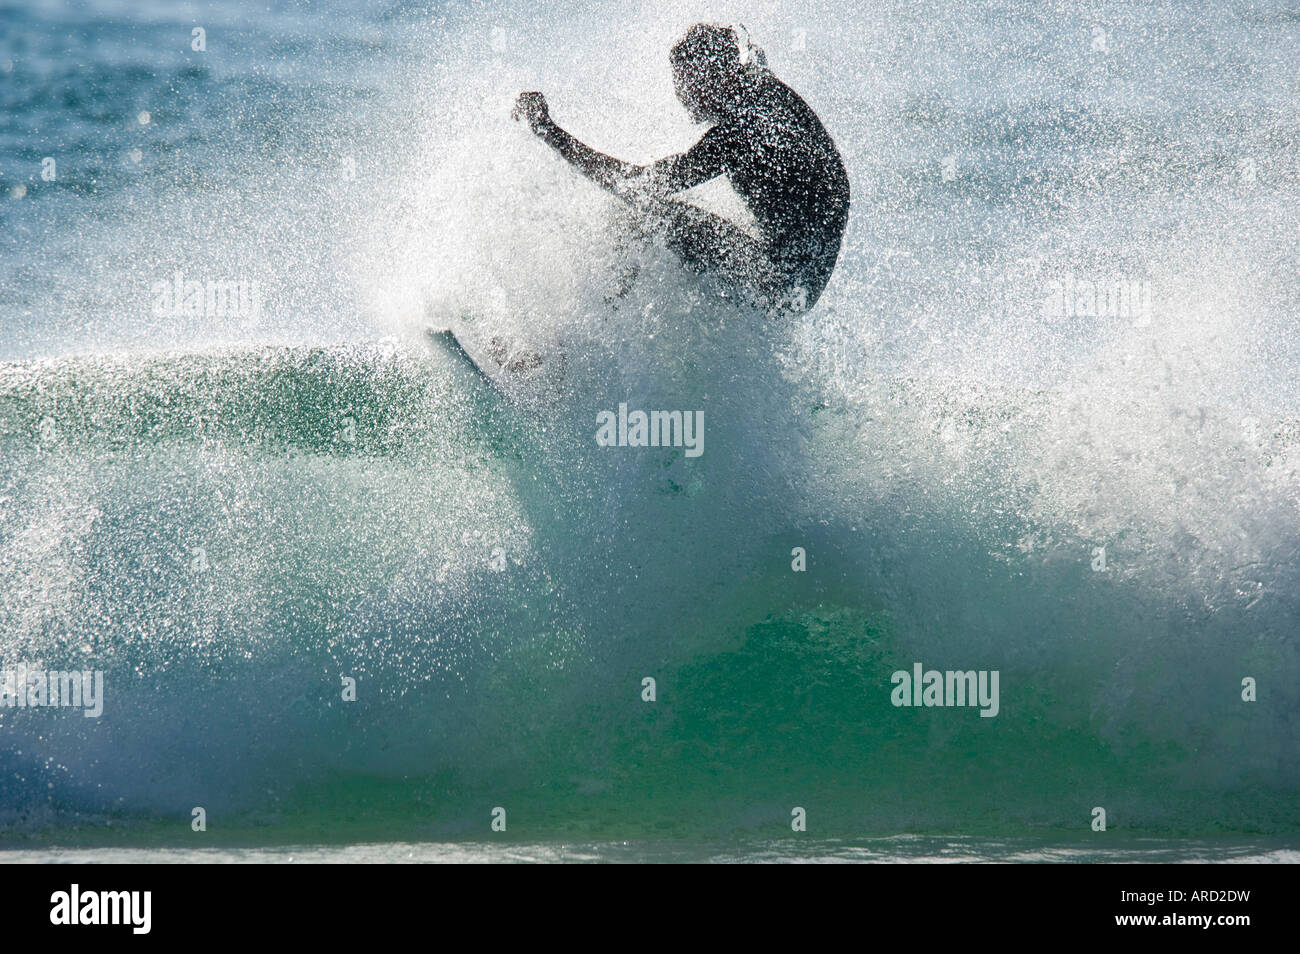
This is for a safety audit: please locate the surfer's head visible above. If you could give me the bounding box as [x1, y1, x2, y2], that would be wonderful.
[670, 23, 761, 122]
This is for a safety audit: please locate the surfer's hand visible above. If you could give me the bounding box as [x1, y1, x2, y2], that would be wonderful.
[513, 91, 551, 134]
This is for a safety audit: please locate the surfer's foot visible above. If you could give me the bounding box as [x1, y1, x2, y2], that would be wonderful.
[487, 336, 544, 373]
[604, 262, 642, 305]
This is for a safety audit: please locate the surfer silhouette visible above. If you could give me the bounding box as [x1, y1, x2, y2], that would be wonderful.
[513, 23, 850, 312]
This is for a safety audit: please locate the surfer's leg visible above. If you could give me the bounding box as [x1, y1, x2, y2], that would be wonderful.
[605, 204, 650, 303]
[769, 229, 842, 312]
[641, 199, 784, 307]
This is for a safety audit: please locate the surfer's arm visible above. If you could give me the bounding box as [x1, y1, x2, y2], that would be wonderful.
[514, 92, 637, 190]
[514, 91, 729, 196]
[635, 125, 731, 195]
[536, 121, 643, 191]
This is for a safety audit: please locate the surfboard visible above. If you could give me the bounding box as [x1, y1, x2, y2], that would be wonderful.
[426, 327, 501, 391]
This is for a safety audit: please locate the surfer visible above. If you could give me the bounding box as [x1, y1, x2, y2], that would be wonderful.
[513, 23, 850, 312]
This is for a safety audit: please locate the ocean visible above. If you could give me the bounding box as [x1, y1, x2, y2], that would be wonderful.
[1, 0, 1298, 863]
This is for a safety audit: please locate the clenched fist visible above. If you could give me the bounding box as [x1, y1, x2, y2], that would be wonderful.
[512, 91, 551, 134]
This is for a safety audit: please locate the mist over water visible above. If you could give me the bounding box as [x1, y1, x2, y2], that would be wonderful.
[1, 0, 1298, 850]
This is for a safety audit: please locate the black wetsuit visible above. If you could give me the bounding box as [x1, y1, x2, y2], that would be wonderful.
[536, 71, 850, 311]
